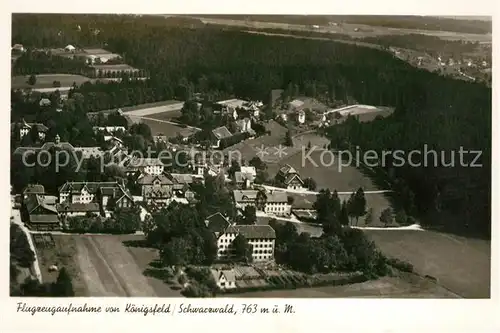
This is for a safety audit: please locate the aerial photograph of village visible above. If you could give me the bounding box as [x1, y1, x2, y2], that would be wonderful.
[10, 14, 491, 298]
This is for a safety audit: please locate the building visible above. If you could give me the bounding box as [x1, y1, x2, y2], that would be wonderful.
[235, 118, 254, 134]
[264, 190, 291, 217]
[64, 44, 76, 52]
[211, 126, 233, 148]
[11, 120, 48, 140]
[136, 174, 174, 204]
[22, 184, 45, 198]
[240, 166, 257, 179]
[12, 44, 25, 53]
[58, 181, 133, 211]
[205, 212, 233, 236]
[233, 190, 258, 210]
[126, 157, 165, 175]
[233, 171, 254, 189]
[93, 126, 126, 135]
[210, 269, 237, 290]
[23, 194, 60, 231]
[275, 164, 305, 191]
[297, 110, 306, 124]
[216, 225, 276, 262]
[56, 202, 101, 218]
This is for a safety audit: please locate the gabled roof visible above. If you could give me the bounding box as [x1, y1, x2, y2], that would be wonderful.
[211, 126, 233, 140]
[205, 212, 231, 234]
[29, 214, 60, 224]
[23, 184, 45, 195]
[233, 190, 258, 202]
[136, 174, 173, 185]
[24, 194, 58, 214]
[169, 173, 194, 185]
[284, 173, 304, 185]
[127, 157, 164, 167]
[58, 181, 120, 194]
[144, 187, 172, 198]
[224, 225, 276, 239]
[234, 171, 254, 183]
[279, 164, 297, 175]
[211, 269, 236, 283]
[266, 190, 288, 203]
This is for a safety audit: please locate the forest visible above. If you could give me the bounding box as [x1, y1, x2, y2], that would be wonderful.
[11, 14, 491, 237]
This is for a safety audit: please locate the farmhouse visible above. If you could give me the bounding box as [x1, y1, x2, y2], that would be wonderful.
[11, 120, 48, 140]
[275, 164, 305, 191]
[264, 190, 291, 217]
[216, 225, 276, 262]
[210, 269, 237, 290]
[23, 193, 60, 231]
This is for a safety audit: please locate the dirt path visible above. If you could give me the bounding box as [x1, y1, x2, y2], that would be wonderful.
[75, 235, 157, 297]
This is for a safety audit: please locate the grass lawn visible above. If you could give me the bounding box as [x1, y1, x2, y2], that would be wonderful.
[223, 120, 290, 163]
[12, 74, 92, 89]
[33, 234, 88, 296]
[147, 109, 183, 121]
[257, 216, 323, 237]
[267, 148, 381, 192]
[364, 230, 491, 298]
[139, 118, 199, 138]
[119, 234, 183, 297]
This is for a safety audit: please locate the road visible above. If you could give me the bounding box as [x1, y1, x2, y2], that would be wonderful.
[11, 208, 43, 283]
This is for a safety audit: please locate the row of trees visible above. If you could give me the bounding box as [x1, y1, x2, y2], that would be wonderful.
[63, 207, 141, 234]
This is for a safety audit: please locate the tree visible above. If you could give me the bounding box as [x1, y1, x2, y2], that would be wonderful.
[113, 206, 141, 233]
[303, 177, 317, 191]
[228, 159, 241, 178]
[239, 206, 256, 225]
[161, 237, 193, 266]
[52, 268, 75, 297]
[249, 156, 266, 171]
[232, 234, 253, 263]
[307, 141, 312, 151]
[256, 188, 267, 211]
[364, 207, 374, 225]
[348, 188, 367, 226]
[395, 210, 408, 225]
[287, 195, 295, 205]
[339, 201, 350, 226]
[380, 208, 393, 226]
[52, 80, 61, 87]
[27, 74, 37, 86]
[284, 130, 293, 147]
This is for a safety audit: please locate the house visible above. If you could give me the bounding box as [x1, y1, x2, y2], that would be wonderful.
[64, 44, 76, 52]
[56, 202, 101, 218]
[12, 44, 25, 53]
[235, 118, 253, 133]
[74, 147, 105, 159]
[240, 166, 257, 179]
[93, 126, 126, 135]
[289, 99, 305, 111]
[210, 269, 237, 290]
[136, 174, 174, 204]
[275, 164, 305, 191]
[211, 126, 233, 148]
[216, 225, 276, 262]
[264, 190, 291, 217]
[233, 171, 254, 189]
[233, 190, 258, 210]
[297, 110, 306, 124]
[22, 184, 45, 198]
[58, 181, 133, 211]
[11, 120, 48, 140]
[23, 194, 60, 231]
[39, 98, 51, 107]
[126, 157, 165, 175]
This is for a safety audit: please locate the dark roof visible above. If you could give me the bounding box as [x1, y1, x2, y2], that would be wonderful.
[24, 194, 58, 214]
[56, 202, 100, 212]
[284, 173, 304, 185]
[225, 225, 276, 239]
[11, 122, 48, 132]
[212, 126, 233, 140]
[233, 190, 258, 202]
[23, 184, 45, 195]
[144, 187, 172, 198]
[58, 181, 120, 194]
[266, 190, 288, 203]
[29, 214, 60, 224]
[205, 212, 231, 234]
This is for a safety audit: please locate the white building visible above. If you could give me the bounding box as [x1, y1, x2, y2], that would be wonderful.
[297, 110, 306, 124]
[210, 269, 236, 290]
[233, 190, 258, 210]
[64, 44, 76, 52]
[127, 157, 165, 175]
[264, 190, 291, 217]
[216, 225, 276, 262]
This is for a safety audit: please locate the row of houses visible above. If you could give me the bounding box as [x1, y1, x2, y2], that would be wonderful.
[21, 181, 134, 230]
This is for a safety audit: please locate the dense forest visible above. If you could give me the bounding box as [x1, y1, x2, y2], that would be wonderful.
[11, 14, 491, 237]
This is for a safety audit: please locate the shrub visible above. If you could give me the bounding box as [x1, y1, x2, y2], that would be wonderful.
[386, 257, 414, 273]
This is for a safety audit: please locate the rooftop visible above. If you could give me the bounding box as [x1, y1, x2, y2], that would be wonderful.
[212, 126, 233, 140]
[205, 212, 232, 234]
[266, 190, 288, 203]
[233, 190, 258, 202]
[56, 202, 100, 212]
[225, 225, 276, 239]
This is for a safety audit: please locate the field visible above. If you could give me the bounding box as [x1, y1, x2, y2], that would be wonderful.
[140, 117, 199, 138]
[364, 230, 490, 298]
[12, 74, 92, 89]
[232, 273, 458, 298]
[33, 234, 182, 297]
[223, 120, 290, 163]
[267, 147, 381, 192]
[186, 16, 492, 43]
